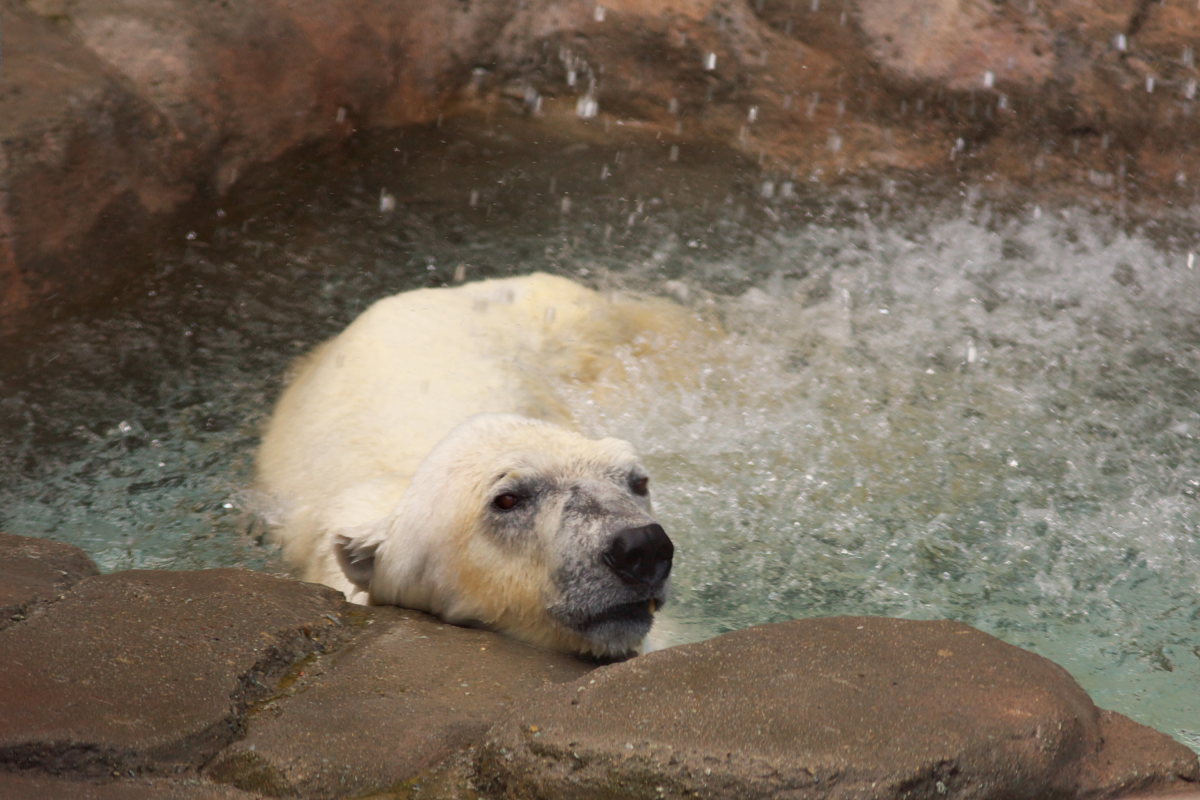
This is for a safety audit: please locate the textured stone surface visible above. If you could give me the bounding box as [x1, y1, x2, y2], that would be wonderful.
[0, 0, 514, 330]
[0, 568, 355, 776]
[0, 531, 99, 630]
[479, 616, 1200, 799]
[0, 772, 261, 800]
[4, 0, 1200, 332]
[0, 534, 1195, 799]
[206, 607, 593, 798]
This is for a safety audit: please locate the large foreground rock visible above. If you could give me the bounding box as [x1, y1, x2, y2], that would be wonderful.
[205, 608, 591, 798]
[0, 531, 98, 630]
[0, 568, 356, 776]
[479, 616, 1200, 799]
[0, 533, 1196, 799]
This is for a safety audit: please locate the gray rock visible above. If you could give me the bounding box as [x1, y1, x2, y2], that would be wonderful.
[0, 532, 99, 630]
[0, 568, 355, 777]
[206, 606, 593, 798]
[478, 616, 1200, 799]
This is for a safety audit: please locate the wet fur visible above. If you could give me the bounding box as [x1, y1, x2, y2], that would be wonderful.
[257, 273, 695, 657]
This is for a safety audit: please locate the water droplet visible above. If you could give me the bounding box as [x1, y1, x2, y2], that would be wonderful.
[379, 189, 396, 213]
[668, 144, 680, 162]
[1184, 79, 1197, 100]
[560, 196, 572, 214]
[1114, 33, 1127, 52]
[668, 97, 679, 114]
[576, 95, 599, 118]
[747, 106, 759, 123]
[593, 5, 606, 22]
[704, 52, 717, 71]
[469, 189, 479, 207]
[982, 70, 995, 89]
[1145, 75, 1155, 93]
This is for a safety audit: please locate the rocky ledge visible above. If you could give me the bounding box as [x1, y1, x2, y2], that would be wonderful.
[1, 531, 1197, 800]
[4, 0, 1200, 332]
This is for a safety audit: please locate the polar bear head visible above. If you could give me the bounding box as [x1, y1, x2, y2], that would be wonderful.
[335, 414, 673, 659]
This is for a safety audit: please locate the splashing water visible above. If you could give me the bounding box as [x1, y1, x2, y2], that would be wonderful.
[0, 120, 1196, 751]
[567, 212, 1200, 751]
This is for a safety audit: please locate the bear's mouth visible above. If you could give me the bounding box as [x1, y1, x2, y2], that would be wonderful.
[577, 597, 661, 632]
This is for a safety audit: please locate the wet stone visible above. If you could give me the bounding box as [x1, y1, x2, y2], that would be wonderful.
[0, 568, 355, 777]
[478, 616, 1200, 800]
[205, 606, 594, 798]
[0, 531, 99, 630]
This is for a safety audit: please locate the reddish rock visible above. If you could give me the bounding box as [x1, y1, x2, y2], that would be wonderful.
[0, 2, 178, 329]
[0, 532, 99, 630]
[0, 0, 516, 331]
[3, 0, 1199, 331]
[478, 616, 1200, 800]
[206, 607, 593, 798]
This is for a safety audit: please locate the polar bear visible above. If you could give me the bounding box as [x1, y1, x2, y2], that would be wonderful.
[257, 273, 699, 658]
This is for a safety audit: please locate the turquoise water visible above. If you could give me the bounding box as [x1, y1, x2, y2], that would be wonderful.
[1, 118, 1196, 751]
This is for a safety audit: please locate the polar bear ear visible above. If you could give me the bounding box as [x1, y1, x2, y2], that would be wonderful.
[334, 534, 379, 592]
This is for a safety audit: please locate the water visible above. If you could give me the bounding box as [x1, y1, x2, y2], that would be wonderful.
[1, 117, 1196, 751]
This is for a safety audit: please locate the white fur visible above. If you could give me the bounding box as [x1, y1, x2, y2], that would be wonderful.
[257, 273, 699, 656]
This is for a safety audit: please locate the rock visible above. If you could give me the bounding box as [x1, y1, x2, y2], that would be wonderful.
[4, 0, 1200, 331]
[0, 2, 176, 330]
[0, 772, 260, 800]
[0, 540, 1195, 799]
[0, 568, 355, 777]
[206, 606, 593, 798]
[0, 532, 99, 630]
[0, 0, 515, 331]
[478, 616, 1200, 799]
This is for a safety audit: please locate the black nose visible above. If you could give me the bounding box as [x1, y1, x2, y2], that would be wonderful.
[602, 523, 673, 586]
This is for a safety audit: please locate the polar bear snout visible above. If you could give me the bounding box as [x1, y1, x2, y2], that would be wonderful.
[603, 523, 674, 587]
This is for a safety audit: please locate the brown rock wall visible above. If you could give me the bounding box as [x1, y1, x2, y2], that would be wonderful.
[3, 0, 1199, 330]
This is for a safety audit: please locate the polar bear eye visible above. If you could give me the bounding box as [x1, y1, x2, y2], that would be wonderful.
[492, 493, 521, 511]
[630, 476, 650, 496]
